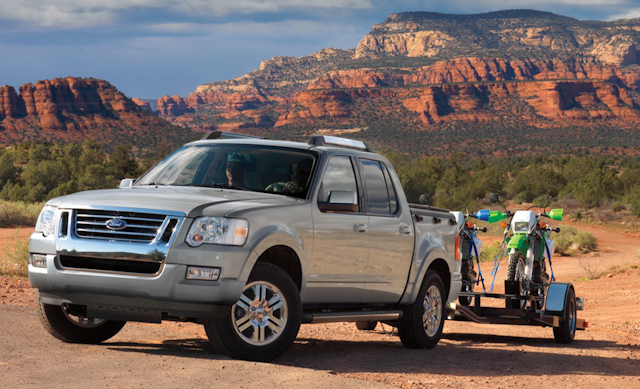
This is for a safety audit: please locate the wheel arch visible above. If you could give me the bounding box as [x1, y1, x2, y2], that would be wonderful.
[243, 230, 307, 299]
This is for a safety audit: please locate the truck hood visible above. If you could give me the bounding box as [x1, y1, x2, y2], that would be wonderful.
[47, 186, 299, 217]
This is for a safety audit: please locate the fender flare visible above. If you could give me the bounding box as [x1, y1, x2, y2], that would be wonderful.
[400, 247, 452, 305]
[240, 225, 309, 299]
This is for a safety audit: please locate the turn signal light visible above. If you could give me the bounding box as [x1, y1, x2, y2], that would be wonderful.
[540, 222, 547, 229]
[467, 222, 475, 229]
[501, 221, 508, 229]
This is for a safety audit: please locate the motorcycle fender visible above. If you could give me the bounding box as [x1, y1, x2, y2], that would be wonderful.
[507, 233, 529, 253]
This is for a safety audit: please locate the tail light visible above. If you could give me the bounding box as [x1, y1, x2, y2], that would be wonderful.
[455, 233, 461, 261]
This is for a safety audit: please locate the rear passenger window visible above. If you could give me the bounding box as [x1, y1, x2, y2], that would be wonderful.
[360, 159, 393, 215]
[383, 165, 398, 214]
[318, 156, 359, 210]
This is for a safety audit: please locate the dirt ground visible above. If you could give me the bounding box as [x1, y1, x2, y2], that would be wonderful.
[1, 222, 639, 388]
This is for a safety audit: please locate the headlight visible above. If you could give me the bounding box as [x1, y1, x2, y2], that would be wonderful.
[186, 217, 248, 247]
[514, 221, 529, 232]
[35, 205, 57, 237]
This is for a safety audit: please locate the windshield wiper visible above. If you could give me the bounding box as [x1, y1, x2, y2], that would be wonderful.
[140, 182, 168, 186]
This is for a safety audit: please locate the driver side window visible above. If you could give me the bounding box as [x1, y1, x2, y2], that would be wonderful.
[317, 156, 359, 211]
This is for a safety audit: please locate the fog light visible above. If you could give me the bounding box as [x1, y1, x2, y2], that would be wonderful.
[30, 254, 47, 268]
[186, 266, 220, 281]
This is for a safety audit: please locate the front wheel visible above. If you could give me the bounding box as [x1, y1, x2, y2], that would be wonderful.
[397, 270, 446, 349]
[204, 262, 302, 361]
[553, 287, 577, 344]
[506, 251, 527, 309]
[36, 294, 126, 344]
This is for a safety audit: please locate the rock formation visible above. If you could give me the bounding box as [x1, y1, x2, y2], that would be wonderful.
[0, 77, 194, 152]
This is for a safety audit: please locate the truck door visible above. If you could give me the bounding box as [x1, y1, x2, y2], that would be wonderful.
[358, 158, 414, 303]
[307, 155, 370, 303]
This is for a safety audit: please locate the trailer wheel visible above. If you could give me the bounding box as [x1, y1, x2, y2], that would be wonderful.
[506, 252, 526, 309]
[355, 321, 378, 331]
[553, 287, 577, 344]
[397, 270, 445, 349]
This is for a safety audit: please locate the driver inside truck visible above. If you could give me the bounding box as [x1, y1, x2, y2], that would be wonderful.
[265, 158, 313, 194]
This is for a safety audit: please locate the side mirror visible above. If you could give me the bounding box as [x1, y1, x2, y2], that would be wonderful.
[419, 194, 429, 205]
[318, 190, 358, 213]
[489, 193, 500, 204]
[119, 178, 135, 188]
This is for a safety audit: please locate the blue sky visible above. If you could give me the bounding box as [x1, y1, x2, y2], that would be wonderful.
[1, 1, 639, 100]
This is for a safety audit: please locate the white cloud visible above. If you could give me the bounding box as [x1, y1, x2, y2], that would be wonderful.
[0, 0, 373, 28]
[608, 8, 640, 20]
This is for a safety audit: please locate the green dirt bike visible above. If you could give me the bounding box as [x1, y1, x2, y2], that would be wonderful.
[481, 194, 563, 311]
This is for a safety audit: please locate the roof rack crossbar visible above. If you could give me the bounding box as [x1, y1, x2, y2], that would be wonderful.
[202, 131, 265, 140]
[308, 135, 370, 152]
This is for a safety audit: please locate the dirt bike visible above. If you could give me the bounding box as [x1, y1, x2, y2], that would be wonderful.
[480, 193, 563, 310]
[451, 207, 488, 305]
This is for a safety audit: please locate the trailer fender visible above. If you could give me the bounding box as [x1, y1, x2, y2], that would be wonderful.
[545, 282, 573, 314]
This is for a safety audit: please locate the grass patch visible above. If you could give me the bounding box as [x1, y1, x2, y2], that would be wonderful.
[0, 228, 30, 278]
[0, 200, 43, 227]
[480, 241, 505, 262]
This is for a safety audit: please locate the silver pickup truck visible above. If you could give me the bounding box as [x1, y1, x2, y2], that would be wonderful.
[29, 133, 460, 361]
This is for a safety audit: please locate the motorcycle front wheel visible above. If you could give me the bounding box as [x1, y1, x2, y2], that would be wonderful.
[506, 251, 527, 309]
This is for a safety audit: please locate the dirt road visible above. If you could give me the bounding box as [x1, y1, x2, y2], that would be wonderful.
[1, 223, 640, 388]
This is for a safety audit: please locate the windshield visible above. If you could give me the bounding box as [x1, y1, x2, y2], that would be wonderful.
[136, 144, 318, 198]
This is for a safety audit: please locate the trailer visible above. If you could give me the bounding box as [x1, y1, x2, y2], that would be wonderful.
[447, 280, 587, 343]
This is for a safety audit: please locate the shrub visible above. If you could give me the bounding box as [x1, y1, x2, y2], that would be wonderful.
[480, 241, 504, 262]
[0, 228, 30, 277]
[612, 202, 626, 212]
[553, 226, 597, 254]
[576, 231, 597, 253]
[0, 200, 43, 227]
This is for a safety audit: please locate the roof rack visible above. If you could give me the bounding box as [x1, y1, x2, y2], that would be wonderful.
[308, 135, 370, 152]
[201, 131, 265, 140]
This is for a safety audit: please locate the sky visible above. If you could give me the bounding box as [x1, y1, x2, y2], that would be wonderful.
[2, 1, 640, 100]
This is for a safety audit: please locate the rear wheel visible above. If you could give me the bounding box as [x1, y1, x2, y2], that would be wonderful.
[459, 258, 476, 306]
[36, 294, 125, 344]
[553, 287, 577, 344]
[506, 252, 526, 309]
[397, 270, 446, 349]
[355, 321, 378, 331]
[204, 262, 301, 362]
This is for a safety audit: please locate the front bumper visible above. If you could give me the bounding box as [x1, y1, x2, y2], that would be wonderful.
[29, 228, 255, 319]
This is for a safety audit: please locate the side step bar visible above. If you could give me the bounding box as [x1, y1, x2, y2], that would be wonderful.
[302, 310, 402, 324]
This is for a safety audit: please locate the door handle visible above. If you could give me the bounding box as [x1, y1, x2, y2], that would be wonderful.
[353, 224, 369, 233]
[399, 224, 412, 235]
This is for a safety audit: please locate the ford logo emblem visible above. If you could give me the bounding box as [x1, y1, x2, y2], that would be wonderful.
[105, 218, 128, 231]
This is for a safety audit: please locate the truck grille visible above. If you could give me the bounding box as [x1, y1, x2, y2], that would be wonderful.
[74, 209, 166, 243]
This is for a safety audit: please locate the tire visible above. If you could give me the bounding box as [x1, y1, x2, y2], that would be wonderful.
[553, 287, 577, 344]
[397, 270, 446, 349]
[355, 321, 378, 331]
[36, 293, 125, 344]
[505, 252, 526, 309]
[204, 262, 302, 362]
[459, 258, 476, 306]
